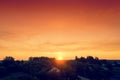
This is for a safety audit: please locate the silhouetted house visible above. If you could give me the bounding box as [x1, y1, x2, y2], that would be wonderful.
[47, 67, 61, 80]
[78, 76, 90, 80]
[48, 67, 61, 73]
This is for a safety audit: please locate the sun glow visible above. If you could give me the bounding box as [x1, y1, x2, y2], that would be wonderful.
[57, 56, 63, 60]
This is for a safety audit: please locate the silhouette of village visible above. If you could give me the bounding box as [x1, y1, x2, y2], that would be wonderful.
[0, 56, 120, 80]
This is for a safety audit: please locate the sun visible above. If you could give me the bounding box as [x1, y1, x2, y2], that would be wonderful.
[56, 56, 65, 65]
[57, 56, 63, 60]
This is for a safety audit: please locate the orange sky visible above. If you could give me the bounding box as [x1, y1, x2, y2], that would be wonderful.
[0, 0, 120, 60]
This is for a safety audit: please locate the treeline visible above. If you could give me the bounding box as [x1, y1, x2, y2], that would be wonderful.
[0, 56, 119, 80]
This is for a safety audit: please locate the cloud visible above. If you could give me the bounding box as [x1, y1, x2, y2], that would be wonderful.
[1, 40, 119, 53]
[33, 41, 120, 52]
[0, 31, 15, 40]
[93, 41, 120, 51]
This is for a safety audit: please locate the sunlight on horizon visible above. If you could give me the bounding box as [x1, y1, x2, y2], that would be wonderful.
[56, 52, 64, 60]
[57, 56, 63, 60]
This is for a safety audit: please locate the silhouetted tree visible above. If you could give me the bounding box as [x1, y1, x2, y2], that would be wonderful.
[2, 56, 15, 66]
[0, 56, 117, 80]
[79, 57, 86, 63]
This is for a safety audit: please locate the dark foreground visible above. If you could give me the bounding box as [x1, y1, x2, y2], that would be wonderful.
[0, 56, 120, 80]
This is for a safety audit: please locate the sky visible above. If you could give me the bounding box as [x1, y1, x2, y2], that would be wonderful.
[0, 0, 120, 60]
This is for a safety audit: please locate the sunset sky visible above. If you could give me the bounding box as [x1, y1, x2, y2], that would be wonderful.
[0, 0, 120, 60]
